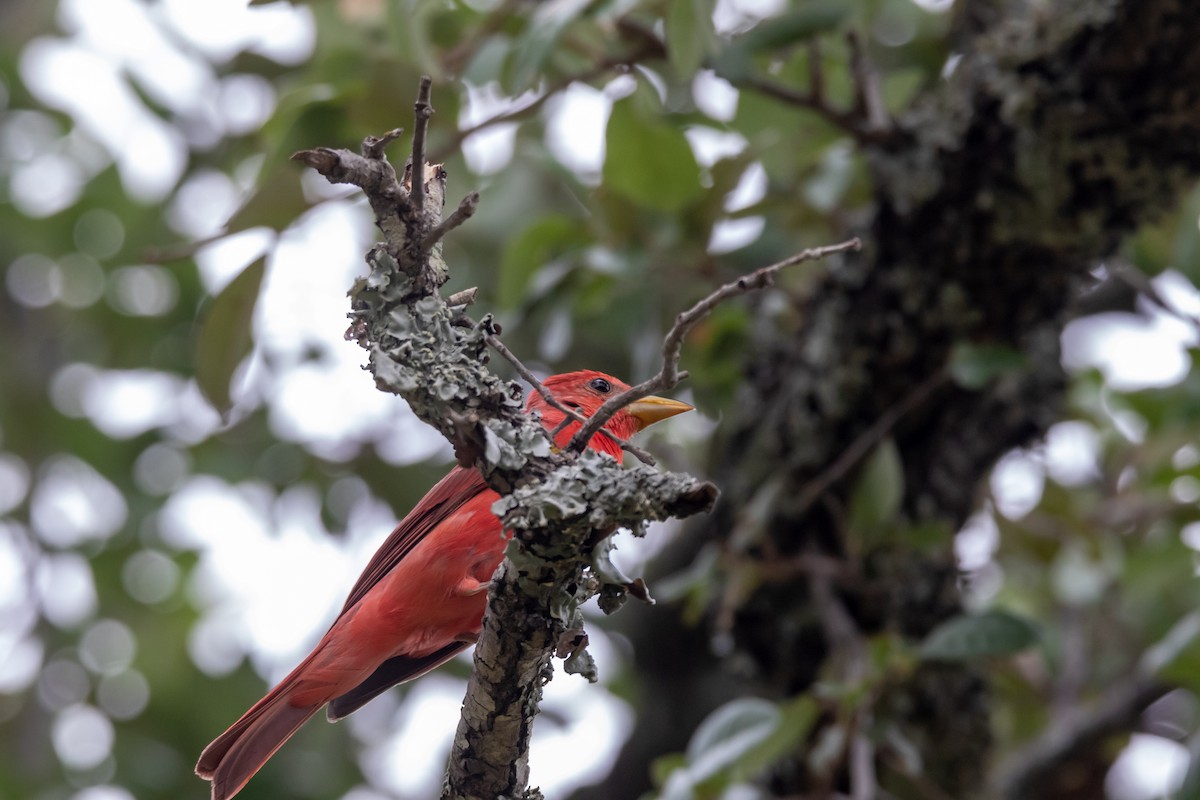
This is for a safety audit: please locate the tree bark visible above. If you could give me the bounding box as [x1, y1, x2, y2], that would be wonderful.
[584, 0, 1200, 796]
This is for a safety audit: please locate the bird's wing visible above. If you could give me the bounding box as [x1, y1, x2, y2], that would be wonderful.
[326, 643, 469, 720]
[337, 464, 490, 615]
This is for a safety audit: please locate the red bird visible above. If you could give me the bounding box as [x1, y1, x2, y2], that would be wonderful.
[196, 370, 691, 800]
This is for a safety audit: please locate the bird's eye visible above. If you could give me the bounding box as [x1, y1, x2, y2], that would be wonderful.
[589, 377, 612, 394]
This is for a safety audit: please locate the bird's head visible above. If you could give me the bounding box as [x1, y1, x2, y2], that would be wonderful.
[527, 370, 693, 456]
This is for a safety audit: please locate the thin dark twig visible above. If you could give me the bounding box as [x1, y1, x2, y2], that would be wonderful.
[566, 238, 862, 453]
[808, 39, 825, 105]
[847, 31, 890, 134]
[410, 76, 434, 211]
[1114, 263, 1200, 332]
[795, 367, 945, 513]
[442, 0, 520, 72]
[740, 75, 862, 136]
[423, 192, 480, 252]
[430, 47, 653, 163]
[483, 334, 657, 466]
[362, 128, 404, 159]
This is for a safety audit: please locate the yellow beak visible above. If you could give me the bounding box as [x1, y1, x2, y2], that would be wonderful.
[626, 395, 694, 431]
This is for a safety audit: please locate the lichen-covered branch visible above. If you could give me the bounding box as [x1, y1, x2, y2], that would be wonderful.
[683, 0, 1200, 795]
[565, 238, 861, 453]
[293, 79, 851, 800]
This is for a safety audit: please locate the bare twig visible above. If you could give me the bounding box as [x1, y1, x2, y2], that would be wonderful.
[288, 79, 723, 800]
[410, 76, 433, 212]
[1113, 261, 1200, 333]
[740, 75, 863, 137]
[422, 191, 480, 252]
[730, 33, 894, 142]
[430, 46, 655, 164]
[442, 0, 520, 72]
[446, 287, 478, 308]
[850, 729, 876, 800]
[847, 31, 890, 135]
[566, 238, 862, 453]
[483, 332, 658, 466]
[995, 676, 1168, 800]
[808, 39, 825, 106]
[485, 332, 586, 425]
[362, 127, 404, 159]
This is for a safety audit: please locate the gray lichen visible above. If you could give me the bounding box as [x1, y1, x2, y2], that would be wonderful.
[295, 115, 718, 800]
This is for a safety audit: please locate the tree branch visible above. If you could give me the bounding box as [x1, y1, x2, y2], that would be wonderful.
[565, 238, 862, 453]
[690, 1, 1200, 794]
[293, 77, 857, 800]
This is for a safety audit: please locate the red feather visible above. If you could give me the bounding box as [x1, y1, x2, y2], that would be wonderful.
[196, 371, 657, 800]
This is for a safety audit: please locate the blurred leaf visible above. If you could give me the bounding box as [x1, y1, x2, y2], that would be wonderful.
[224, 165, 310, 234]
[803, 140, 856, 212]
[920, 609, 1039, 662]
[604, 95, 703, 212]
[508, 0, 590, 93]
[1126, 182, 1200, 279]
[714, 1, 849, 82]
[882, 66, 927, 114]
[1145, 611, 1200, 681]
[949, 342, 1028, 389]
[736, 1, 849, 51]
[663, 695, 819, 797]
[666, 0, 715, 79]
[651, 752, 689, 790]
[1173, 183, 1200, 281]
[848, 437, 904, 533]
[498, 215, 588, 308]
[720, 696, 818, 781]
[194, 257, 266, 415]
[686, 697, 779, 775]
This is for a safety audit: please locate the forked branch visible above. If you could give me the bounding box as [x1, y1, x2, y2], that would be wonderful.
[294, 76, 860, 800]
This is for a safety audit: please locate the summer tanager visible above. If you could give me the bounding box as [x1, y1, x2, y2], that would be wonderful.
[195, 370, 691, 800]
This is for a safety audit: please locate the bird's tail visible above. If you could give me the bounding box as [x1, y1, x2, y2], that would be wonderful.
[196, 665, 330, 800]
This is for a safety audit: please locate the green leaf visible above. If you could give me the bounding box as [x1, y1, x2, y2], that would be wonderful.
[713, 1, 849, 82]
[194, 257, 266, 416]
[735, 2, 849, 52]
[666, 0, 715, 79]
[224, 166, 309, 234]
[498, 215, 588, 308]
[848, 437, 904, 533]
[725, 696, 818, 779]
[949, 342, 1028, 389]
[508, 0, 591, 93]
[604, 95, 703, 212]
[919, 609, 1039, 662]
[1173, 183, 1200, 282]
[686, 698, 779, 783]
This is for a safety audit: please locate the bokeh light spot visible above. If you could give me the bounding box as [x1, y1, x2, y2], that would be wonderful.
[0, 635, 44, 694]
[106, 265, 179, 316]
[36, 552, 99, 627]
[80, 619, 137, 676]
[73, 208, 126, 259]
[96, 670, 149, 720]
[133, 444, 191, 496]
[6, 253, 61, 308]
[31, 456, 128, 547]
[121, 549, 181, 605]
[0, 454, 31, 515]
[52, 704, 113, 770]
[37, 657, 90, 711]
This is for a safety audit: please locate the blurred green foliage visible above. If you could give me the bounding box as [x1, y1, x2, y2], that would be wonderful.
[1, 0, 1199, 799]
